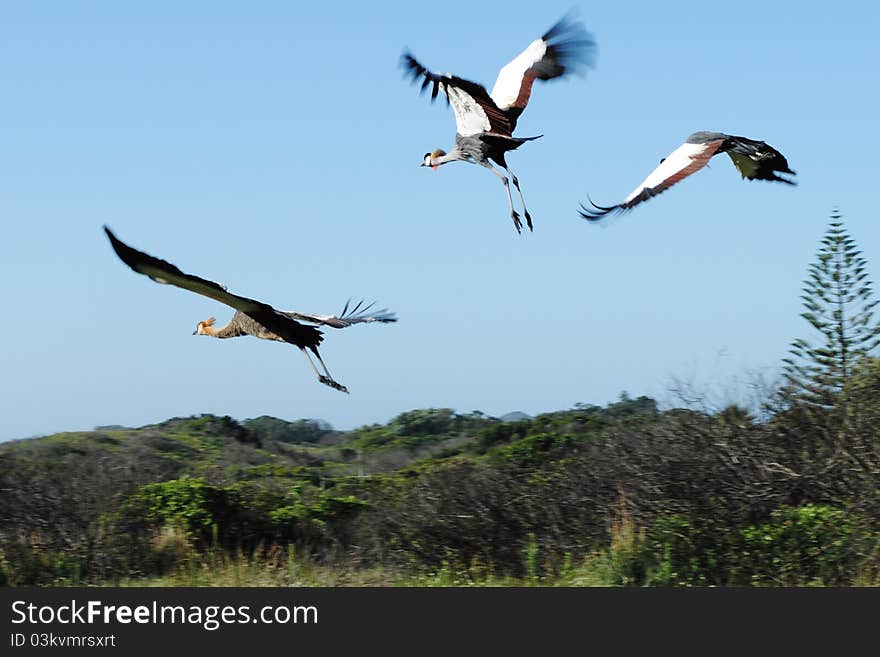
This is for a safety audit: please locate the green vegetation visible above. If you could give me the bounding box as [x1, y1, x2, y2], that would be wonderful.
[2, 391, 876, 587]
[784, 214, 880, 409]
[1, 214, 878, 587]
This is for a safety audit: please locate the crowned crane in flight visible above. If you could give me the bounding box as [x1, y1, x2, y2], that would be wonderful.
[402, 14, 596, 233]
[104, 227, 396, 394]
[578, 131, 796, 221]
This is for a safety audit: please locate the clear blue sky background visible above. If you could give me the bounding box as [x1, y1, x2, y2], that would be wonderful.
[2, 1, 878, 440]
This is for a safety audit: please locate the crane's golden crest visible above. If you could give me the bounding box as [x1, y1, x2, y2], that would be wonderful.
[194, 317, 216, 335]
[422, 149, 447, 169]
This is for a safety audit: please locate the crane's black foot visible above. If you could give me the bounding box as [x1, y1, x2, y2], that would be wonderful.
[511, 211, 523, 234]
[524, 211, 533, 232]
[319, 375, 349, 394]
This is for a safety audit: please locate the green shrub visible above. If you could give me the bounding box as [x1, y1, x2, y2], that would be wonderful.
[496, 433, 572, 466]
[737, 504, 877, 586]
[587, 510, 741, 587]
[640, 514, 735, 586]
[474, 422, 525, 452]
[269, 493, 367, 529]
[0, 546, 83, 586]
[138, 477, 230, 535]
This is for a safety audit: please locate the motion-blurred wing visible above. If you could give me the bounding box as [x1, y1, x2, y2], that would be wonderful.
[578, 136, 726, 221]
[490, 15, 596, 130]
[402, 52, 513, 137]
[724, 136, 796, 185]
[104, 226, 323, 347]
[284, 298, 398, 329]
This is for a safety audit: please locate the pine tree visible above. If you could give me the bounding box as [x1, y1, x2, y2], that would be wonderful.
[783, 211, 880, 408]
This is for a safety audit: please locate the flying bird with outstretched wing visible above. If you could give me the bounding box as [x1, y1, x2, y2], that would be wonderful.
[579, 131, 796, 221]
[402, 14, 596, 233]
[104, 227, 396, 393]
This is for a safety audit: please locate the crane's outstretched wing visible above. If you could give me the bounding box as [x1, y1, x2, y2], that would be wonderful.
[580, 131, 797, 221]
[284, 298, 398, 329]
[724, 136, 796, 184]
[401, 52, 514, 137]
[104, 226, 323, 348]
[578, 134, 728, 221]
[490, 14, 596, 130]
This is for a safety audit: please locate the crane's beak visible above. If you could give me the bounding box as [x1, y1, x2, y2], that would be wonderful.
[192, 329, 198, 335]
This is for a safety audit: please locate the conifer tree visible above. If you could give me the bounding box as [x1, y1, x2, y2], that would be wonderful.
[783, 212, 880, 408]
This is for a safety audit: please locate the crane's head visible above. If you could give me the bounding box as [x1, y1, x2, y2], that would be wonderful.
[420, 149, 447, 170]
[193, 317, 216, 335]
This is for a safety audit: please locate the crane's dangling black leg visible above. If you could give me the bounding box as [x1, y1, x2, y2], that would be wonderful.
[503, 165, 532, 232]
[479, 160, 522, 234]
[502, 178, 523, 234]
[301, 347, 349, 394]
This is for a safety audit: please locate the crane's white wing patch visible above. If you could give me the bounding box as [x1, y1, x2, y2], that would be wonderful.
[490, 38, 546, 110]
[622, 140, 722, 205]
[446, 85, 492, 136]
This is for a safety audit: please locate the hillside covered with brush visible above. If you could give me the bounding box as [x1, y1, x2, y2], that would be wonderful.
[2, 386, 879, 586]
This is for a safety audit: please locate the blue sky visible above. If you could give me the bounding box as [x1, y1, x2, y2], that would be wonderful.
[2, 1, 879, 440]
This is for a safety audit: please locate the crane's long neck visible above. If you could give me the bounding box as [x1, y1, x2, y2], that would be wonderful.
[201, 321, 242, 339]
[435, 147, 467, 165]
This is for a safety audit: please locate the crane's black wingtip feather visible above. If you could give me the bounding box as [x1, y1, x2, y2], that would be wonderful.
[103, 225, 122, 246]
[401, 51, 444, 104]
[378, 307, 398, 322]
[103, 225, 138, 263]
[577, 196, 622, 221]
[779, 168, 797, 185]
[543, 11, 583, 40]
[400, 51, 417, 67]
[578, 207, 606, 222]
[540, 11, 598, 73]
[103, 226, 132, 264]
[400, 52, 426, 80]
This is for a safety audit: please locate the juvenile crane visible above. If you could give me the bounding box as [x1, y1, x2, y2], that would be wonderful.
[104, 227, 396, 393]
[402, 14, 596, 233]
[578, 131, 796, 221]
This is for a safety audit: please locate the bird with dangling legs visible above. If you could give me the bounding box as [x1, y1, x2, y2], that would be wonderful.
[403, 13, 596, 233]
[104, 227, 397, 393]
[578, 131, 796, 222]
